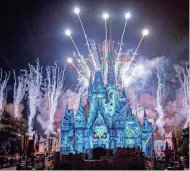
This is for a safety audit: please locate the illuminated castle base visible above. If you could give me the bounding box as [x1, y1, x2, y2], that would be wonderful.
[60, 69, 155, 157]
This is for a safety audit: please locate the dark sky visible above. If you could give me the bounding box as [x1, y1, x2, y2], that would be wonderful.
[0, 0, 189, 88]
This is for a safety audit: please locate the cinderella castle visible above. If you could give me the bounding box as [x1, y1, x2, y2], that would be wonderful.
[60, 54, 155, 157]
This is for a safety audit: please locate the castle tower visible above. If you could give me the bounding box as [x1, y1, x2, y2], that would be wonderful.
[107, 55, 115, 86]
[88, 72, 93, 101]
[91, 70, 105, 95]
[60, 68, 155, 156]
[60, 102, 75, 154]
[75, 95, 87, 153]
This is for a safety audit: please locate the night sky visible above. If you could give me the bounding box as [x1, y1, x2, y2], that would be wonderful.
[0, 0, 189, 89]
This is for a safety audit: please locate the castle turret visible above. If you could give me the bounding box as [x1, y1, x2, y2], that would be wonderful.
[92, 70, 105, 94]
[126, 104, 134, 121]
[61, 103, 74, 131]
[107, 56, 115, 85]
[60, 102, 75, 154]
[143, 109, 149, 128]
[120, 87, 127, 100]
[88, 72, 93, 101]
[75, 96, 87, 153]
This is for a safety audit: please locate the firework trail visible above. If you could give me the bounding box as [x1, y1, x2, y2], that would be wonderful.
[66, 9, 149, 92]
[90, 40, 101, 69]
[65, 29, 90, 76]
[174, 62, 189, 128]
[28, 59, 43, 133]
[115, 13, 131, 81]
[0, 69, 10, 115]
[13, 70, 28, 118]
[42, 63, 66, 134]
[120, 34, 146, 84]
[69, 35, 81, 56]
[101, 13, 109, 84]
[75, 11, 97, 68]
[155, 66, 168, 136]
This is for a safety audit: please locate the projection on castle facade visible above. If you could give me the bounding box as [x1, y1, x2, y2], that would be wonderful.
[60, 61, 155, 156]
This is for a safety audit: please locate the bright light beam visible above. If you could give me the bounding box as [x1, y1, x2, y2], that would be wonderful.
[121, 28, 149, 82]
[142, 29, 149, 36]
[67, 58, 86, 82]
[102, 12, 109, 20]
[67, 57, 73, 64]
[73, 7, 80, 14]
[69, 35, 81, 56]
[65, 29, 71, 36]
[116, 12, 131, 82]
[74, 7, 97, 68]
[102, 12, 109, 84]
[131, 28, 149, 62]
[102, 12, 109, 56]
[65, 28, 90, 75]
[118, 12, 131, 60]
[65, 29, 81, 56]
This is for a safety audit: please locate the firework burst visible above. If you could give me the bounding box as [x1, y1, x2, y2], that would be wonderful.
[65, 8, 149, 90]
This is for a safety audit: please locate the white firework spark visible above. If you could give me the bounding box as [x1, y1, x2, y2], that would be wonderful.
[154, 66, 168, 136]
[13, 70, 28, 118]
[27, 59, 43, 133]
[43, 63, 66, 135]
[174, 62, 189, 128]
[0, 69, 10, 115]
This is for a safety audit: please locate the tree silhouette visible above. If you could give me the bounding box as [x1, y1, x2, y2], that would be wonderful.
[0, 111, 28, 156]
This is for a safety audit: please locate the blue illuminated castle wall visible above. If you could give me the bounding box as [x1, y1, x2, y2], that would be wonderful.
[61, 61, 155, 156]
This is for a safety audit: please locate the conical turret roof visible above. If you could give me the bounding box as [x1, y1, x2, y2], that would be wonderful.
[121, 88, 127, 99]
[126, 103, 134, 120]
[143, 109, 149, 127]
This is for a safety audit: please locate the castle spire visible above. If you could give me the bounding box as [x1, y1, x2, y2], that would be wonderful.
[107, 62, 115, 85]
[144, 109, 147, 118]
[135, 110, 139, 122]
[66, 99, 69, 110]
[126, 103, 133, 118]
[143, 109, 149, 127]
[121, 87, 127, 99]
